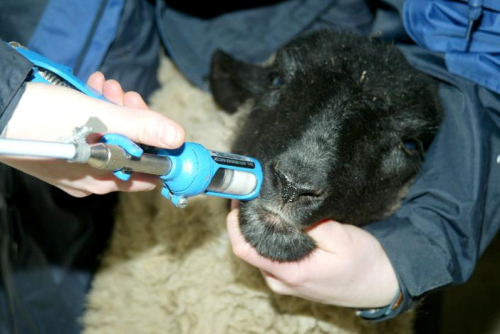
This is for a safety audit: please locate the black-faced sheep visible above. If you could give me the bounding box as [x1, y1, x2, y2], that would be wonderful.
[82, 30, 441, 334]
[210, 30, 442, 261]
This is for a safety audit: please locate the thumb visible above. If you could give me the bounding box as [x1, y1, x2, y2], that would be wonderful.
[99, 105, 185, 149]
[306, 220, 349, 253]
[86, 73, 177, 146]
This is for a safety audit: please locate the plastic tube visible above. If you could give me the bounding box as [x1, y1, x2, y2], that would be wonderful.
[0, 138, 77, 160]
[207, 168, 258, 196]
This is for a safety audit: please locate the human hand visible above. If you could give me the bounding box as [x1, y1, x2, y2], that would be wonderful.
[0, 72, 185, 197]
[227, 201, 399, 309]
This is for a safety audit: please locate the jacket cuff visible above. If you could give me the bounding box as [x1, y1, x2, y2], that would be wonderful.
[360, 215, 454, 320]
[0, 41, 33, 134]
[355, 263, 416, 322]
[0, 84, 26, 136]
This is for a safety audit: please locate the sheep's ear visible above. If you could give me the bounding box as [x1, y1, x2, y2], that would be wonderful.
[209, 49, 271, 113]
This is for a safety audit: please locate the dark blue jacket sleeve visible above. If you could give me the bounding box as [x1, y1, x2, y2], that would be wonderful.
[362, 0, 500, 320]
[0, 40, 33, 134]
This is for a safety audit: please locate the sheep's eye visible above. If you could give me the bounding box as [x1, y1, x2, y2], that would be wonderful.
[399, 139, 424, 158]
[268, 72, 283, 89]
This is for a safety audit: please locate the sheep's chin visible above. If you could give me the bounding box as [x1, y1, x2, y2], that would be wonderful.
[238, 203, 317, 262]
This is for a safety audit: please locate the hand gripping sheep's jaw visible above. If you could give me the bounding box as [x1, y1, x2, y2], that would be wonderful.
[210, 30, 443, 262]
[238, 201, 318, 262]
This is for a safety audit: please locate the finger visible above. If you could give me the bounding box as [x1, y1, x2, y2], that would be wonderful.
[86, 77, 174, 147]
[124, 91, 149, 110]
[226, 208, 296, 276]
[230, 200, 240, 210]
[306, 220, 345, 253]
[87, 71, 105, 94]
[227, 208, 258, 262]
[62, 188, 93, 198]
[101, 107, 185, 149]
[115, 173, 160, 191]
[261, 269, 294, 295]
[102, 79, 125, 106]
[66, 172, 159, 195]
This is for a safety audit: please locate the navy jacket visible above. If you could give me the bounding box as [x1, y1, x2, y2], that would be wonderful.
[0, 0, 499, 331]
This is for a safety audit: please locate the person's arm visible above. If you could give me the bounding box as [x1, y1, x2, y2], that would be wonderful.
[0, 41, 185, 197]
[363, 81, 500, 320]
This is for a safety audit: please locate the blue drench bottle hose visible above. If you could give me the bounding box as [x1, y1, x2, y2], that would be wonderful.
[1, 42, 263, 208]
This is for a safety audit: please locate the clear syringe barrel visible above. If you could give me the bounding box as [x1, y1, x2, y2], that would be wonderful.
[207, 168, 258, 196]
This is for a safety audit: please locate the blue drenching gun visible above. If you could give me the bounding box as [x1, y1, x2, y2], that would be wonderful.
[2, 42, 263, 208]
[157, 143, 262, 208]
[95, 133, 263, 208]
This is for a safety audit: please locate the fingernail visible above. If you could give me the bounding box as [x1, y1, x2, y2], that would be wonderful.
[159, 123, 182, 148]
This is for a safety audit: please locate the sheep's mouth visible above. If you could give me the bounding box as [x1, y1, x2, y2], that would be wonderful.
[239, 203, 317, 262]
[259, 205, 294, 227]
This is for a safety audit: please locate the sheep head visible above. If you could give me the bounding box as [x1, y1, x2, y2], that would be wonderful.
[209, 30, 442, 262]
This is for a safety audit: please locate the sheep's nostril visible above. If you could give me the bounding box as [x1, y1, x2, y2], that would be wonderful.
[273, 167, 323, 204]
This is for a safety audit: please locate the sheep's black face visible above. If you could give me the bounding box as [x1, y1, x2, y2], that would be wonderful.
[210, 30, 442, 262]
